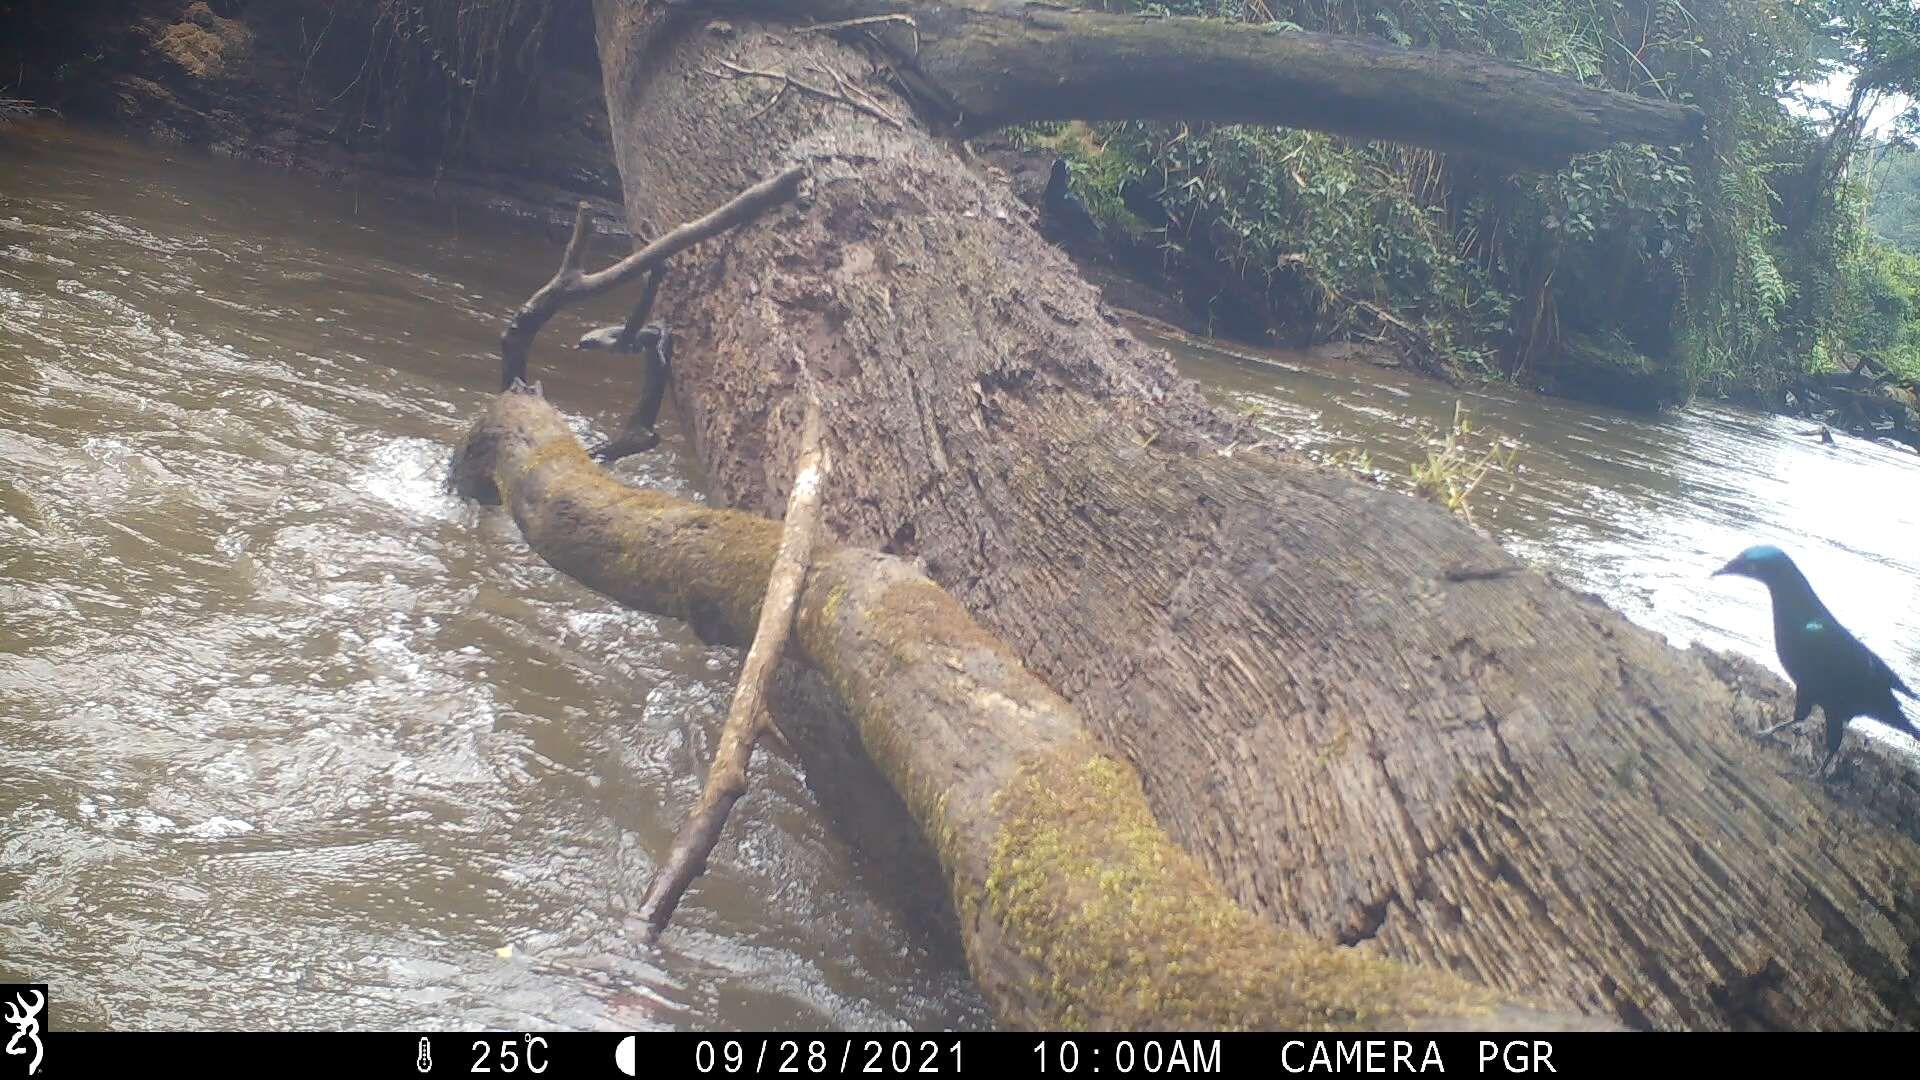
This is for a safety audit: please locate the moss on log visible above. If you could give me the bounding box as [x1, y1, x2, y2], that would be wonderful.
[451, 389, 1614, 1030]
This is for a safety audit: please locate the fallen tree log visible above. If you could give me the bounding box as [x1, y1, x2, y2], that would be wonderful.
[587, 3, 1920, 1029]
[675, 0, 1702, 169]
[1794, 380, 1920, 453]
[452, 387, 1615, 1030]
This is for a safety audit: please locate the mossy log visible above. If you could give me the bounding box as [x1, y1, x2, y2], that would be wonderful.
[452, 388, 1613, 1030]
[588, 3, 1920, 1028]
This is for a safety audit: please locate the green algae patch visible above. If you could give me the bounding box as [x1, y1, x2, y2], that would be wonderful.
[983, 746, 1503, 1030]
[870, 575, 1025, 671]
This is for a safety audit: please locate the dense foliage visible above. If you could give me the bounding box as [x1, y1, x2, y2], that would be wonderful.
[1867, 146, 1920, 252]
[1855, 147, 1920, 383]
[1026, 0, 1920, 408]
[10, 0, 1917, 409]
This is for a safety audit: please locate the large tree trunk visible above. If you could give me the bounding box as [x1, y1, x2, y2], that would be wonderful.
[453, 389, 1611, 1029]
[587, 3, 1920, 1029]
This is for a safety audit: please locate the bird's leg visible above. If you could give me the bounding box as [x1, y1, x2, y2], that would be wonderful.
[1817, 712, 1849, 782]
[1758, 688, 1814, 739]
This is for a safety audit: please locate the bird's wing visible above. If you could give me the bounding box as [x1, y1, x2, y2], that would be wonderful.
[1826, 619, 1917, 698]
[1810, 619, 1918, 701]
[1793, 618, 1883, 687]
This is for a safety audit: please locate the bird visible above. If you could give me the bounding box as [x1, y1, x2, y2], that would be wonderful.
[575, 324, 630, 351]
[575, 321, 666, 354]
[1043, 158, 1101, 245]
[1714, 544, 1918, 777]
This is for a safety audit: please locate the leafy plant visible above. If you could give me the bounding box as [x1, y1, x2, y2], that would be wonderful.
[1017, 0, 1920, 410]
[1409, 402, 1519, 524]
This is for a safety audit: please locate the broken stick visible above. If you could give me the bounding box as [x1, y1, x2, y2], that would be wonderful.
[633, 393, 831, 941]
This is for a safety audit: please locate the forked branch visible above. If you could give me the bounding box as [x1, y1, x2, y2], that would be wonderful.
[499, 166, 807, 389]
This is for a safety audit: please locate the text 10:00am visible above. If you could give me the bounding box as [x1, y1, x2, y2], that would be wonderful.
[694, 1039, 963, 1074]
[1034, 1040, 1224, 1073]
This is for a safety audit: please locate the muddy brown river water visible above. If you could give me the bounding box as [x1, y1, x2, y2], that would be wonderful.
[2, 122, 1916, 1031]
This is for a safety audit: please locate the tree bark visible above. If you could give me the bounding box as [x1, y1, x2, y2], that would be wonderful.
[589, 3, 1920, 1029]
[453, 388, 1616, 1030]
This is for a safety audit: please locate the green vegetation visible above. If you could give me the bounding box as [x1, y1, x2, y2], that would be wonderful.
[1410, 403, 1519, 525]
[1023, 0, 1920, 410]
[1861, 148, 1920, 384]
[1321, 403, 1519, 523]
[1866, 145, 1920, 251]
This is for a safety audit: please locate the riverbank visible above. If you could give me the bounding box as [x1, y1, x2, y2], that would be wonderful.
[0, 1, 623, 234]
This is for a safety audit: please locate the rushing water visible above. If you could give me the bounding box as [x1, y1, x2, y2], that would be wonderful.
[0, 123, 989, 1031]
[2, 123, 1917, 1032]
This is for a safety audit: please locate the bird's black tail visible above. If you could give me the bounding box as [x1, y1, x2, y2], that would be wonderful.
[1878, 694, 1920, 741]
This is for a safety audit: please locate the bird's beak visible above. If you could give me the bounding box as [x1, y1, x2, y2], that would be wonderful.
[1712, 557, 1743, 578]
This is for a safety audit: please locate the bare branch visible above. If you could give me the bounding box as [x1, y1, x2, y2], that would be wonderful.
[706, 59, 903, 130]
[633, 394, 830, 941]
[499, 165, 807, 389]
[800, 12, 921, 57]
[618, 265, 669, 346]
[559, 201, 592, 275]
[592, 322, 673, 463]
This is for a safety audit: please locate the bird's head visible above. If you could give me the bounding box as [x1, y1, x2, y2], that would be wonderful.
[1713, 544, 1793, 584]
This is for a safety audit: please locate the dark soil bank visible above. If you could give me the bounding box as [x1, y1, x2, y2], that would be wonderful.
[2, 0, 621, 230]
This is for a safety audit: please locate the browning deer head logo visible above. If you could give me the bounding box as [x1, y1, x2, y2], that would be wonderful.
[3, 989, 42, 1076]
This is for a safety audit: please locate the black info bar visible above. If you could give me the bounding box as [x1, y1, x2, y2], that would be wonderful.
[20, 1031, 1881, 1079]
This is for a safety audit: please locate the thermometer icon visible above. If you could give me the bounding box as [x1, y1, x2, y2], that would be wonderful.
[417, 1037, 433, 1073]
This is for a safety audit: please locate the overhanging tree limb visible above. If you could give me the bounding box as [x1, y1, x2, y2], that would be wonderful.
[688, 0, 1703, 168]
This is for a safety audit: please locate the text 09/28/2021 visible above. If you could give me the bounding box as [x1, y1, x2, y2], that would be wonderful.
[687, 1038, 1226, 1075]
